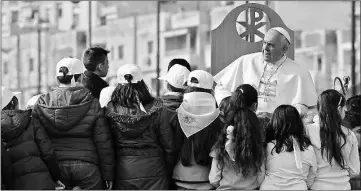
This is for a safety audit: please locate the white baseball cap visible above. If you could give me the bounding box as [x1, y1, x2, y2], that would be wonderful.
[117, 64, 143, 84]
[2, 86, 21, 109]
[56, 58, 83, 76]
[187, 70, 214, 90]
[159, 64, 190, 89]
[269, 27, 291, 44]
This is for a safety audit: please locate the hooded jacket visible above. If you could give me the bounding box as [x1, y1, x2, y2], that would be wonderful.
[1, 141, 12, 189]
[306, 116, 360, 190]
[105, 98, 175, 190]
[1, 109, 60, 190]
[161, 92, 183, 111]
[32, 87, 115, 181]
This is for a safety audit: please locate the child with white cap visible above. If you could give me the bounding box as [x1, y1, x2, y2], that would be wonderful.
[170, 70, 223, 190]
[32, 57, 115, 190]
[1, 86, 64, 189]
[99, 64, 175, 190]
[159, 64, 190, 111]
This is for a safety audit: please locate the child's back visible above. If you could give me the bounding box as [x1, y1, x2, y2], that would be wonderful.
[261, 105, 317, 190]
[209, 149, 265, 190]
[261, 142, 316, 190]
[210, 84, 266, 190]
[306, 123, 360, 190]
[1, 109, 60, 190]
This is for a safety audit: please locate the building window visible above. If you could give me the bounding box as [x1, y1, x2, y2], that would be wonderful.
[11, 11, 19, 23]
[100, 16, 106, 26]
[341, 30, 351, 43]
[72, 13, 79, 29]
[118, 45, 124, 59]
[147, 57, 152, 66]
[110, 47, 114, 60]
[294, 31, 302, 49]
[29, 58, 34, 71]
[317, 55, 322, 71]
[3, 61, 8, 74]
[190, 28, 197, 51]
[147, 41, 153, 54]
[165, 34, 187, 52]
[57, 5, 63, 18]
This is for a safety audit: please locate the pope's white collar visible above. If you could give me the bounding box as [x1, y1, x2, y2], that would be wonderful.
[264, 55, 287, 66]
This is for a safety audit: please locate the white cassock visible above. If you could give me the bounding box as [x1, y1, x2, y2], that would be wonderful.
[214, 52, 318, 113]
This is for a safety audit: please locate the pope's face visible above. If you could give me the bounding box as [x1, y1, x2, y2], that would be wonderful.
[262, 30, 287, 63]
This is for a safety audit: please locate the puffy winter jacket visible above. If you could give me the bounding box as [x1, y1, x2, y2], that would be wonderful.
[1, 109, 60, 190]
[32, 87, 115, 181]
[161, 92, 183, 111]
[1, 140, 12, 190]
[105, 98, 176, 190]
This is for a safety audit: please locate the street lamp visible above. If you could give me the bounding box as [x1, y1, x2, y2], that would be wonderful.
[34, 11, 49, 94]
[156, 1, 161, 97]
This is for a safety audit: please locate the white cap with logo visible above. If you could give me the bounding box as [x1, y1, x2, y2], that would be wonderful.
[187, 70, 214, 90]
[159, 64, 190, 89]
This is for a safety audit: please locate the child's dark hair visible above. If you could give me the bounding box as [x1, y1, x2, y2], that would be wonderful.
[317, 89, 347, 169]
[266, 105, 311, 154]
[344, 95, 361, 128]
[82, 47, 110, 71]
[2, 96, 19, 110]
[175, 117, 221, 167]
[219, 96, 231, 124]
[168, 58, 191, 72]
[167, 83, 184, 93]
[57, 66, 82, 84]
[175, 85, 220, 167]
[213, 84, 264, 177]
[111, 74, 155, 108]
[228, 84, 257, 109]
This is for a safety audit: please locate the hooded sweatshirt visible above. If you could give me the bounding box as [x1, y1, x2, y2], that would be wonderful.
[105, 98, 175, 190]
[32, 87, 115, 181]
[171, 92, 223, 189]
[306, 116, 360, 190]
[1, 109, 60, 189]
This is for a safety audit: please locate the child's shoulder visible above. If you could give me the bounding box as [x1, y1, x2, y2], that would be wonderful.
[209, 148, 220, 158]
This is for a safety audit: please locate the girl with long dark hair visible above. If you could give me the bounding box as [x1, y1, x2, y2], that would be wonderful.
[170, 70, 223, 190]
[100, 64, 175, 190]
[209, 84, 265, 189]
[306, 89, 360, 190]
[261, 105, 317, 190]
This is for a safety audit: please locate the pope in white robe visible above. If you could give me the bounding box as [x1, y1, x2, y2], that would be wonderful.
[214, 27, 318, 115]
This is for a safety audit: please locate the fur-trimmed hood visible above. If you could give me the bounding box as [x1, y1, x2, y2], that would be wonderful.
[105, 99, 163, 138]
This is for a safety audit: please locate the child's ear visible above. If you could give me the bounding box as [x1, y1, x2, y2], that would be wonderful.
[252, 102, 258, 112]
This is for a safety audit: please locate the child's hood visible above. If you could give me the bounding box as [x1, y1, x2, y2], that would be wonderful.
[1, 110, 32, 141]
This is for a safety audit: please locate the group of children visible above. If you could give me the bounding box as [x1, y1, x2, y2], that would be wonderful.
[1, 54, 360, 190]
